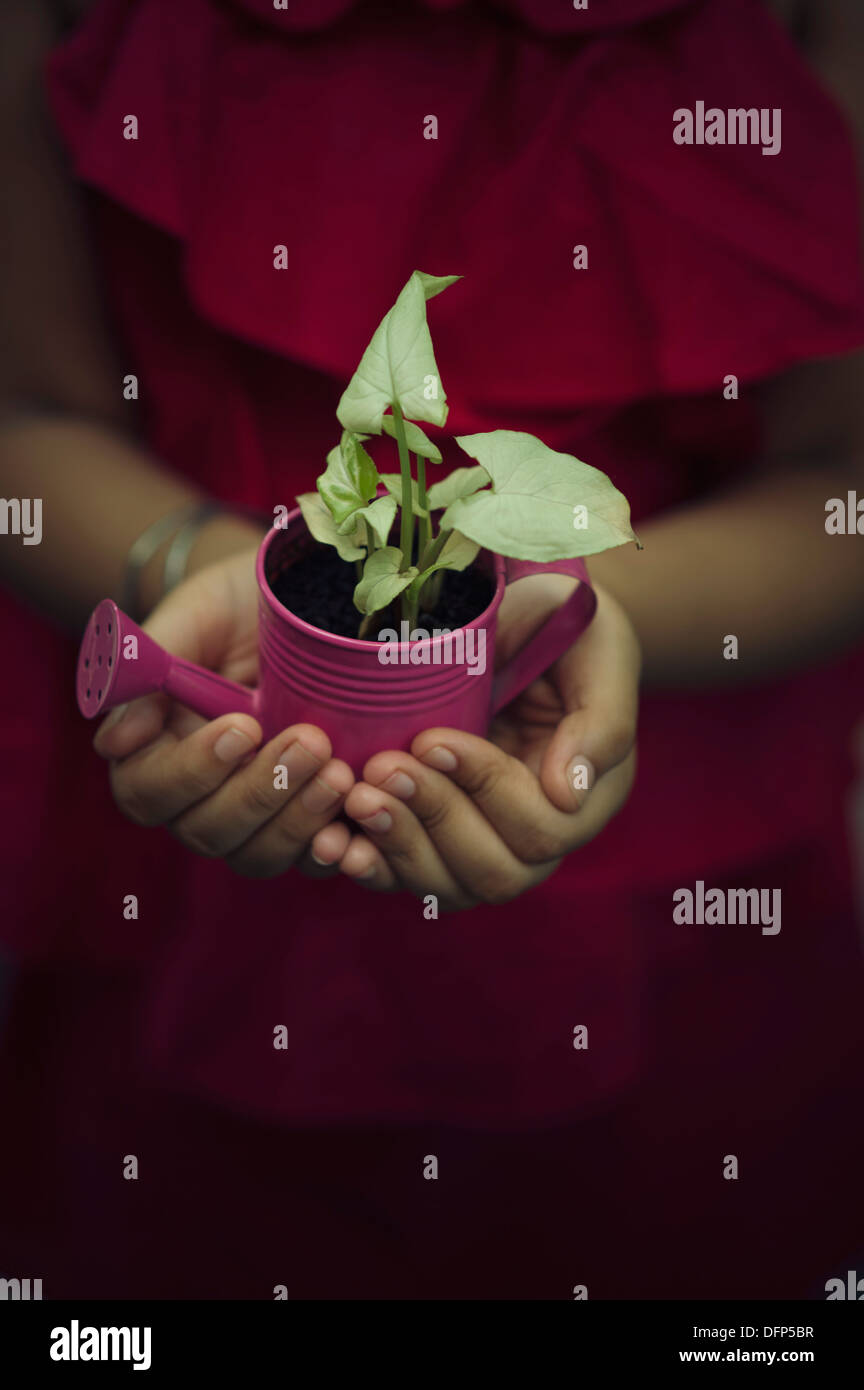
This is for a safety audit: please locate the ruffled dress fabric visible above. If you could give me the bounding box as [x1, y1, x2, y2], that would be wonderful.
[0, 0, 863, 1296]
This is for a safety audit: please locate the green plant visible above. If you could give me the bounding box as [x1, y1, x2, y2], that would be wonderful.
[297, 270, 639, 635]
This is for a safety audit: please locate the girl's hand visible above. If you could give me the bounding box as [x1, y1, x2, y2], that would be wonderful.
[92, 543, 354, 877]
[311, 582, 639, 910]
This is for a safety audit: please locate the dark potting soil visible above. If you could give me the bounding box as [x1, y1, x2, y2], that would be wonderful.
[271, 545, 494, 640]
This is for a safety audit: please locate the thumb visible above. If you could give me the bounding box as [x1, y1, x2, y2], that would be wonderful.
[142, 574, 232, 669]
[539, 590, 640, 813]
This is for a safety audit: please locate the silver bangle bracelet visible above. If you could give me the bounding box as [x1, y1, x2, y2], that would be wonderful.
[123, 503, 201, 620]
[122, 501, 223, 621]
[162, 501, 224, 597]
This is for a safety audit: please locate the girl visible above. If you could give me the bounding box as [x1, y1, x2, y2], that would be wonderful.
[0, 0, 862, 1298]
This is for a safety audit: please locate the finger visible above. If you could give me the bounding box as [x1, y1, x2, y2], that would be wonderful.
[226, 757, 354, 878]
[294, 813, 352, 878]
[169, 724, 333, 857]
[306, 820, 353, 870]
[540, 591, 640, 813]
[108, 711, 263, 827]
[402, 734, 578, 868]
[359, 751, 548, 902]
[93, 694, 171, 760]
[343, 781, 468, 906]
[336, 832, 399, 892]
[140, 573, 233, 668]
[551, 748, 637, 850]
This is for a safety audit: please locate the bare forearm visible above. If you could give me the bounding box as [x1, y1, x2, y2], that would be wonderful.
[0, 416, 263, 628]
[589, 467, 864, 688]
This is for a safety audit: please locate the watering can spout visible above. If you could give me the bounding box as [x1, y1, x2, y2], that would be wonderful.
[76, 599, 257, 723]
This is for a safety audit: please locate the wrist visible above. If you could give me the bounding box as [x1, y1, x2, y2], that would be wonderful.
[183, 513, 269, 578]
[136, 512, 267, 616]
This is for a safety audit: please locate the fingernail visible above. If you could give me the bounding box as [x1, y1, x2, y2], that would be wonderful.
[310, 849, 337, 866]
[276, 741, 322, 780]
[381, 771, 416, 800]
[567, 756, 596, 806]
[214, 727, 257, 763]
[357, 809, 392, 834]
[421, 746, 458, 772]
[301, 777, 342, 814]
[100, 703, 128, 732]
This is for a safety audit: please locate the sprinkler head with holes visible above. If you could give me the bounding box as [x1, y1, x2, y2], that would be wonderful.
[76, 599, 255, 722]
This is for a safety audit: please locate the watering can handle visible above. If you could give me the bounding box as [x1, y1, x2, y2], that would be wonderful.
[490, 557, 596, 715]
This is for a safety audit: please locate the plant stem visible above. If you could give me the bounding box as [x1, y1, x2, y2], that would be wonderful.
[426, 569, 445, 613]
[413, 454, 434, 618]
[391, 401, 415, 565]
[417, 525, 449, 615]
[416, 453, 431, 556]
[419, 527, 448, 572]
[390, 400, 416, 626]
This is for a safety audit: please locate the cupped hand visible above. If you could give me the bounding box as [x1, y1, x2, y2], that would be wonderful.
[310, 580, 640, 910]
[93, 542, 353, 877]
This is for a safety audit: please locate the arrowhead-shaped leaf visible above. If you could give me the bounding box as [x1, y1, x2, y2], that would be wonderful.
[337, 270, 460, 434]
[350, 493, 397, 547]
[353, 546, 418, 615]
[317, 431, 379, 529]
[443, 431, 638, 561]
[426, 466, 489, 511]
[297, 492, 367, 562]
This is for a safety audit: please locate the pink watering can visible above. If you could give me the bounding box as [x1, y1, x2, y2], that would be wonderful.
[76, 505, 596, 774]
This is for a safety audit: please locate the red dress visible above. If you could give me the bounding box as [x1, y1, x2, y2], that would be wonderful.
[1, 0, 863, 1297]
